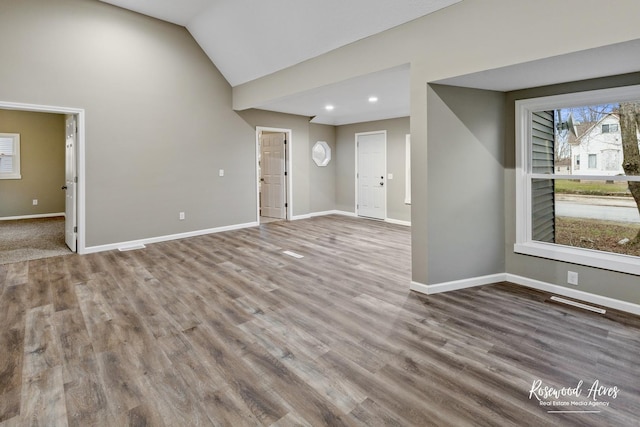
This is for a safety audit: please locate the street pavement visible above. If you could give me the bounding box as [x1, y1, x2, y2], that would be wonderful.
[556, 194, 640, 223]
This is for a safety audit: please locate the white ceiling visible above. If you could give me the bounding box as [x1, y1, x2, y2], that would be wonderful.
[99, 0, 460, 124]
[99, 1, 640, 126]
[100, 0, 460, 86]
[258, 64, 410, 126]
[435, 39, 640, 92]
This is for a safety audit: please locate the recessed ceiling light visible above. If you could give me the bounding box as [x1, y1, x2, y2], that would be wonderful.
[368, 96, 379, 103]
[325, 105, 334, 111]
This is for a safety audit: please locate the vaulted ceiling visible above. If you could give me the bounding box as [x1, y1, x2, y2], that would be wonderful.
[99, 0, 462, 124]
[97, 1, 640, 125]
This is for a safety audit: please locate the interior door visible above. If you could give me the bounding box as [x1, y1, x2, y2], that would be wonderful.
[64, 115, 77, 252]
[260, 132, 286, 219]
[357, 132, 386, 220]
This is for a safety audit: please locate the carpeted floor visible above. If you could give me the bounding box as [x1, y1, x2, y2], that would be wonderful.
[0, 216, 72, 265]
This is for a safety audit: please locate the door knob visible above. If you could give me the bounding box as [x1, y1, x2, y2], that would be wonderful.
[61, 185, 67, 190]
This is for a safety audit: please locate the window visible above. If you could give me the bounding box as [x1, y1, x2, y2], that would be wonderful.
[515, 85, 640, 276]
[0, 133, 21, 179]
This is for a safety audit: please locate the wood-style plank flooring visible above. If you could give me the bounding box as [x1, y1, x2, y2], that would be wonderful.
[1, 215, 639, 426]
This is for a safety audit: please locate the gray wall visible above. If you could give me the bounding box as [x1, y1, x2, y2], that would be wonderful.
[426, 85, 506, 284]
[309, 123, 336, 213]
[0, 110, 65, 217]
[505, 73, 640, 304]
[335, 117, 411, 222]
[0, 0, 255, 247]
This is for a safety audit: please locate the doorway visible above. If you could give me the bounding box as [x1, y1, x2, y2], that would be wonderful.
[0, 101, 85, 255]
[256, 127, 291, 223]
[356, 131, 387, 220]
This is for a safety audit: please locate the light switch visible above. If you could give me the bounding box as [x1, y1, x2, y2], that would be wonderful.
[219, 169, 224, 177]
[388, 173, 393, 180]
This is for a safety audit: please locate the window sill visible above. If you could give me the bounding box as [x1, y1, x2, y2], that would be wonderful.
[0, 174, 21, 180]
[514, 242, 640, 276]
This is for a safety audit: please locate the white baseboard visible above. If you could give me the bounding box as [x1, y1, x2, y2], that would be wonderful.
[335, 210, 357, 217]
[0, 212, 65, 221]
[84, 221, 258, 254]
[308, 210, 409, 226]
[308, 210, 337, 218]
[290, 214, 312, 221]
[385, 218, 411, 227]
[506, 273, 640, 316]
[411, 273, 507, 295]
[410, 272, 640, 315]
[299, 211, 411, 225]
[308, 210, 357, 218]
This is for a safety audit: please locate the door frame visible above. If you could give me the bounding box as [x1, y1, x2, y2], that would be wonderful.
[64, 114, 77, 252]
[0, 101, 86, 253]
[355, 130, 387, 219]
[255, 126, 292, 222]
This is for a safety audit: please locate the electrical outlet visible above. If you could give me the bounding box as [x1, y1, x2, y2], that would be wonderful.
[219, 169, 225, 177]
[567, 271, 578, 286]
[32, 199, 38, 206]
[179, 212, 185, 220]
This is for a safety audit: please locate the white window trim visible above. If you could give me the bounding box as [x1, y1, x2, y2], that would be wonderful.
[0, 133, 21, 179]
[515, 84, 640, 276]
[405, 134, 411, 205]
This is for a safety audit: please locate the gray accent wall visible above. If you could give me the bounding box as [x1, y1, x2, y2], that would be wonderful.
[505, 73, 640, 304]
[0, 0, 255, 247]
[0, 110, 65, 218]
[426, 85, 506, 284]
[309, 123, 336, 213]
[335, 117, 410, 222]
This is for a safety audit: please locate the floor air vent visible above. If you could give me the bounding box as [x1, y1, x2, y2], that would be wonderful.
[550, 296, 606, 314]
[283, 250, 304, 259]
[118, 244, 146, 252]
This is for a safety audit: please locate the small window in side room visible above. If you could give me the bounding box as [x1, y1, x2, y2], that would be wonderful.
[0, 133, 21, 179]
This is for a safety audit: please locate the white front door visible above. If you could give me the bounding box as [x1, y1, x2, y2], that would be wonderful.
[64, 115, 77, 252]
[260, 132, 286, 219]
[357, 132, 386, 220]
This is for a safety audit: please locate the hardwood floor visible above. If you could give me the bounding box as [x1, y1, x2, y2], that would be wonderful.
[1, 215, 639, 426]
